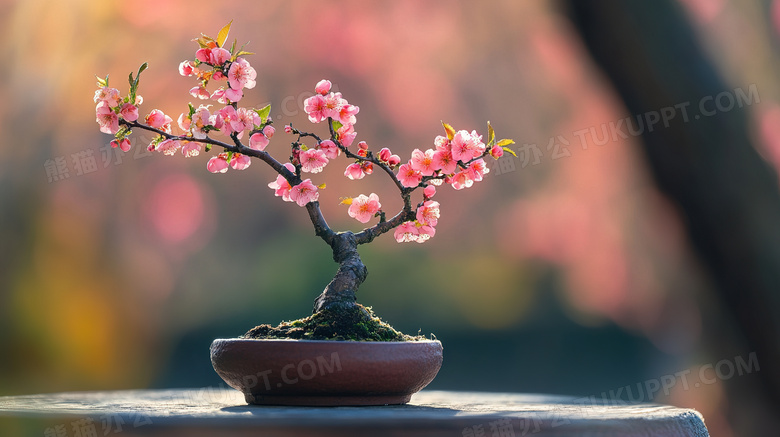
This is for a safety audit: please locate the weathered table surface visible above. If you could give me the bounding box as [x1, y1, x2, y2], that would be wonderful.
[0, 389, 709, 437]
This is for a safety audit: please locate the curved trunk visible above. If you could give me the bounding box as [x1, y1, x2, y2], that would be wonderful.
[313, 232, 367, 313]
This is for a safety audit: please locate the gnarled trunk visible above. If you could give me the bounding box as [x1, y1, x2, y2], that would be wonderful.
[313, 232, 367, 313]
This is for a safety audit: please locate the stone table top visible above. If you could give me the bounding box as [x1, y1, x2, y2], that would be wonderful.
[0, 389, 709, 437]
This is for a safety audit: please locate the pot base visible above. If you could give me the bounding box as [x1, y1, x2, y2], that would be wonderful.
[211, 338, 443, 407]
[244, 393, 412, 406]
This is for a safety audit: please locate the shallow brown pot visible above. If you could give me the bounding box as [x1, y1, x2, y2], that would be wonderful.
[210, 338, 443, 406]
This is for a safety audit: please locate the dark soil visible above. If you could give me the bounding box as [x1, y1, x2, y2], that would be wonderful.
[242, 304, 428, 341]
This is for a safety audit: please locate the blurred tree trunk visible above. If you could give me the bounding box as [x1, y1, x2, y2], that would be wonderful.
[566, 0, 780, 434]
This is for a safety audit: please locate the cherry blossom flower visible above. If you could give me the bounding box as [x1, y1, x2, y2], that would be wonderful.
[145, 109, 172, 129]
[111, 138, 132, 152]
[191, 106, 212, 139]
[157, 139, 182, 156]
[344, 162, 365, 180]
[450, 130, 485, 162]
[411, 148, 436, 176]
[228, 58, 257, 90]
[211, 87, 228, 104]
[179, 60, 194, 76]
[190, 86, 210, 100]
[490, 145, 504, 159]
[207, 154, 229, 173]
[432, 148, 457, 174]
[181, 141, 201, 157]
[178, 113, 191, 131]
[224, 87, 243, 102]
[338, 103, 359, 127]
[315, 79, 331, 95]
[416, 200, 440, 227]
[209, 48, 231, 65]
[322, 92, 344, 119]
[94, 86, 120, 107]
[337, 123, 357, 147]
[394, 221, 419, 243]
[348, 193, 381, 223]
[290, 179, 319, 206]
[424, 185, 436, 199]
[397, 163, 422, 188]
[318, 140, 339, 159]
[263, 125, 275, 138]
[284, 125, 293, 134]
[119, 103, 139, 122]
[467, 158, 489, 182]
[230, 107, 255, 133]
[249, 132, 269, 151]
[300, 148, 329, 173]
[196, 48, 212, 63]
[268, 163, 295, 201]
[416, 224, 436, 243]
[230, 153, 251, 170]
[450, 170, 473, 190]
[96, 102, 119, 134]
[304, 94, 327, 123]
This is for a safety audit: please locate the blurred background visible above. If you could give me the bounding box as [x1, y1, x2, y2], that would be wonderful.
[1, 0, 779, 435]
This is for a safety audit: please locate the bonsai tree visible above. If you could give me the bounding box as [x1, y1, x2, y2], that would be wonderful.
[94, 23, 515, 341]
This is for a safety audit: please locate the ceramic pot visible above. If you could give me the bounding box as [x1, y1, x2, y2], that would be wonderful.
[210, 338, 443, 406]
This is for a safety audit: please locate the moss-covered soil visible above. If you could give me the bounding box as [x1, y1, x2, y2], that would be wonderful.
[243, 303, 429, 342]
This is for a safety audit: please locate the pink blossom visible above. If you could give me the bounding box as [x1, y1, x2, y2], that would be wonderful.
[179, 61, 194, 76]
[230, 107, 255, 133]
[450, 130, 486, 162]
[490, 145, 504, 159]
[217, 106, 237, 134]
[224, 87, 243, 102]
[178, 113, 191, 131]
[181, 141, 201, 157]
[290, 179, 319, 206]
[337, 124, 357, 147]
[344, 162, 365, 180]
[228, 58, 257, 90]
[378, 148, 392, 162]
[322, 92, 344, 119]
[424, 185, 436, 199]
[210, 48, 231, 65]
[96, 102, 119, 134]
[284, 125, 293, 134]
[416, 225, 436, 243]
[190, 86, 210, 100]
[191, 106, 212, 139]
[348, 193, 382, 223]
[416, 200, 440, 227]
[268, 163, 295, 202]
[358, 141, 369, 150]
[318, 140, 340, 159]
[263, 125, 275, 138]
[387, 154, 401, 167]
[467, 158, 489, 182]
[230, 153, 251, 170]
[432, 148, 457, 174]
[119, 103, 139, 122]
[338, 104, 359, 127]
[212, 71, 226, 81]
[434, 135, 450, 150]
[299, 148, 329, 173]
[111, 138, 131, 152]
[196, 48, 212, 63]
[315, 79, 332, 95]
[207, 154, 229, 173]
[135, 95, 143, 105]
[211, 88, 228, 104]
[397, 163, 423, 188]
[157, 139, 181, 156]
[410, 148, 436, 176]
[304, 94, 327, 123]
[94, 87, 120, 107]
[450, 170, 473, 190]
[394, 221, 419, 243]
[249, 132, 269, 151]
[145, 109, 172, 129]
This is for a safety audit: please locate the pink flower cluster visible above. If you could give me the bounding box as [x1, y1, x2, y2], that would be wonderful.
[268, 163, 320, 207]
[180, 46, 257, 104]
[94, 86, 139, 136]
[304, 80, 360, 147]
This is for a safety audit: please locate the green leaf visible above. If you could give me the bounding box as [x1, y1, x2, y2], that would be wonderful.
[441, 121, 456, 140]
[255, 104, 271, 123]
[236, 50, 255, 57]
[205, 144, 212, 152]
[128, 72, 135, 88]
[502, 146, 517, 158]
[487, 121, 495, 146]
[216, 20, 232, 48]
[226, 151, 234, 163]
[230, 39, 237, 55]
[188, 103, 196, 118]
[332, 120, 343, 131]
[96, 75, 108, 87]
[495, 138, 515, 147]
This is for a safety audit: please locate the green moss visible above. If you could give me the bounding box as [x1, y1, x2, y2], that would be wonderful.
[242, 304, 427, 342]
